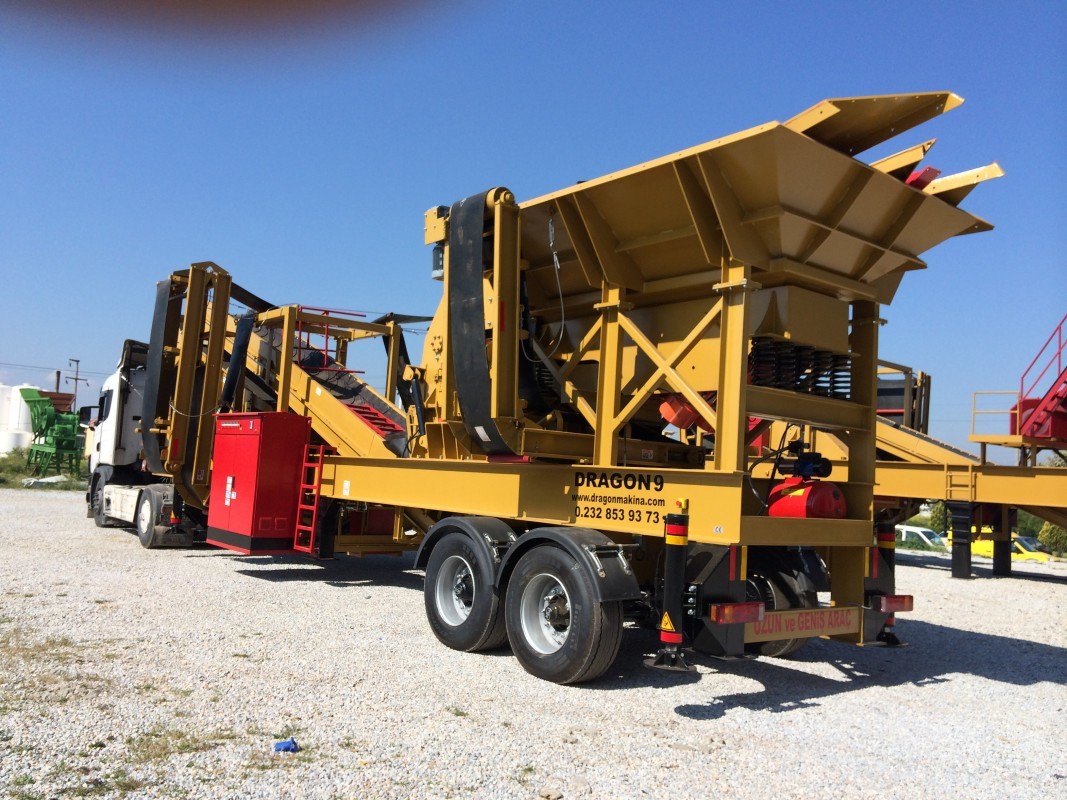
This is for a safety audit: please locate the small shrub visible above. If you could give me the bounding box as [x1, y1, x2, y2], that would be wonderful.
[895, 538, 945, 553]
[929, 502, 948, 534]
[1038, 521, 1067, 557]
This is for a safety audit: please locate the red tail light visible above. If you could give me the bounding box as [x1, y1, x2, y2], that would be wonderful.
[708, 601, 766, 625]
[874, 595, 913, 613]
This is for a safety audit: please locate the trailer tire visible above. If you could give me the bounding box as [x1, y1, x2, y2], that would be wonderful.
[504, 545, 623, 684]
[424, 532, 507, 652]
[134, 490, 160, 549]
[745, 571, 818, 658]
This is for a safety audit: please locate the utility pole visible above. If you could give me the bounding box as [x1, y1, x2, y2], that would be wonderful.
[66, 358, 90, 410]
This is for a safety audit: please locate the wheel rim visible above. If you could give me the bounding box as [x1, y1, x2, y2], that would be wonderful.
[137, 497, 152, 535]
[435, 554, 475, 626]
[519, 572, 571, 654]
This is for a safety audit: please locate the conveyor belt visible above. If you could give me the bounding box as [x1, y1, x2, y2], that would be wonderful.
[875, 416, 979, 465]
[809, 419, 1067, 519]
[448, 191, 514, 455]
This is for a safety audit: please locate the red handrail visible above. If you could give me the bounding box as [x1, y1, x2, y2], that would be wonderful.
[294, 306, 368, 374]
[1020, 312, 1067, 401]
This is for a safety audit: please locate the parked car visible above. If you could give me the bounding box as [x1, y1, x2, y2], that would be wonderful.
[895, 525, 946, 549]
[969, 535, 1051, 563]
[1014, 535, 1051, 554]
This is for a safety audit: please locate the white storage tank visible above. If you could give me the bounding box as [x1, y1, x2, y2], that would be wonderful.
[0, 384, 40, 455]
[8, 384, 37, 433]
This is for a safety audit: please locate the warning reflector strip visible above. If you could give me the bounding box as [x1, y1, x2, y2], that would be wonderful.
[744, 606, 861, 643]
[708, 601, 765, 625]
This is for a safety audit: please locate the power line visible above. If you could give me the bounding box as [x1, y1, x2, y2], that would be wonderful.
[0, 361, 112, 378]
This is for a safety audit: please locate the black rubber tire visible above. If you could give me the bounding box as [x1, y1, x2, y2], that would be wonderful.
[135, 490, 161, 549]
[92, 483, 114, 528]
[745, 571, 819, 658]
[504, 545, 623, 684]
[423, 532, 507, 652]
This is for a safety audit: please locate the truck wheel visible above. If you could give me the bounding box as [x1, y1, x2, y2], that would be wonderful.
[745, 572, 818, 658]
[92, 484, 115, 528]
[135, 490, 161, 549]
[504, 545, 622, 684]
[424, 532, 507, 652]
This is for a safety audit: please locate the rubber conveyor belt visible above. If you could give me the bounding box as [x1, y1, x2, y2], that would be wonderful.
[448, 191, 514, 455]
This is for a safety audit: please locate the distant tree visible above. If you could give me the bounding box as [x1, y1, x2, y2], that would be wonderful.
[1034, 456, 1066, 554]
[905, 513, 932, 528]
[1016, 510, 1043, 536]
[1038, 521, 1067, 557]
[929, 501, 948, 534]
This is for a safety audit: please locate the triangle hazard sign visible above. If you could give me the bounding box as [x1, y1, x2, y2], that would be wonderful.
[660, 612, 675, 632]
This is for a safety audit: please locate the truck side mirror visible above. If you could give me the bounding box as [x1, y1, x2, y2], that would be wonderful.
[78, 405, 98, 427]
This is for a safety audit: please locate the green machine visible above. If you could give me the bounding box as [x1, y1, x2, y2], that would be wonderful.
[19, 387, 81, 475]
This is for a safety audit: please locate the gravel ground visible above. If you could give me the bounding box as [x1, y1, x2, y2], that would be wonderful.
[1, 488, 1065, 800]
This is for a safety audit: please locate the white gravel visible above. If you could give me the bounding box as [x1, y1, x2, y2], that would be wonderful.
[1, 487, 1065, 799]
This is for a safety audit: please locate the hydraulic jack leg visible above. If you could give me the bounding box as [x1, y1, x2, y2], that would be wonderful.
[645, 501, 694, 673]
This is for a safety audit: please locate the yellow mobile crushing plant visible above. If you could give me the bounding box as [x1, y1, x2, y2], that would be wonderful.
[87, 93, 1000, 683]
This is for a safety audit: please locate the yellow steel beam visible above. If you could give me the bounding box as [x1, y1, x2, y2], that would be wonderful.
[672, 158, 723, 265]
[925, 162, 1005, 208]
[490, 197, 521, 422]
[593, 285, 626, 465]
[762, 258, 878, 302]
[713, 262, 752, 474]
[872, 461, 1067, 508]
[275, 305, 297, 413]
[322, 455, 876, 548]
[785, 92, 963, 156]
[869, 139, 937, 180]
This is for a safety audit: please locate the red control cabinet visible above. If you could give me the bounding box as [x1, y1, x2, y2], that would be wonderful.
[206, 412, 310, 554]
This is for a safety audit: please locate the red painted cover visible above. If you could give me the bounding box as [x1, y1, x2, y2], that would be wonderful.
[206, 412, 310, 554]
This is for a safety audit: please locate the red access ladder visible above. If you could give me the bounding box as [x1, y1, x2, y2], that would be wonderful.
[293, 444, 328, 554]
[1015, 313, 1067, 439]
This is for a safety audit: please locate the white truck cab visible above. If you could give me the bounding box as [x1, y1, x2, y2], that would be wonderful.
[90, 367, 145, 475]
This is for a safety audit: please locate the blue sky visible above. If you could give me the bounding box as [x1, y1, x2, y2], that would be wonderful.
[1, 1, 1063, 456]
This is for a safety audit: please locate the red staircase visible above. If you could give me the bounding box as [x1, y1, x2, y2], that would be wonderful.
[347, 403, 406, 438]
[1013, 313, 1067, 440]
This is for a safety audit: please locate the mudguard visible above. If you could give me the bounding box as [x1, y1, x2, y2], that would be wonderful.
[415, 516, 517, 572]
[496, 527, 641, 603]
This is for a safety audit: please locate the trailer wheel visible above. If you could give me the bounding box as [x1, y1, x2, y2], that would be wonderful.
[504, 545, 622, 684]
[424, 533, 507, 652]
[745, 572, 818, 658]
[135, 490, 162, 549]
